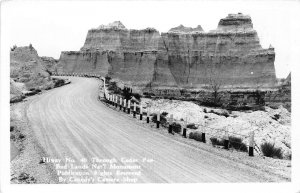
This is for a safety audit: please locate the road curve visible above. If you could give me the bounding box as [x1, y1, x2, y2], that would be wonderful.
[26, 77, 281, 183]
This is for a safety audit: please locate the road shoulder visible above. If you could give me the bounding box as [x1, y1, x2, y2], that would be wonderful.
[10, 96, 59, 184]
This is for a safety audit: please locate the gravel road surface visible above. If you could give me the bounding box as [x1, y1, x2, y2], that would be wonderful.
[26, 77, 286, 183]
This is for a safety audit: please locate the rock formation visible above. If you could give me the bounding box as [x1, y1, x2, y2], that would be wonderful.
[40, 56, 59, 74]
[10, 45, 52, 89]
[57, 13, 277, 91]
[10, 45, 63, 102]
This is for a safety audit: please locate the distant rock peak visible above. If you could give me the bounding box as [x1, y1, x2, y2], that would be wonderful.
[217, 13, 253, 31]
[98, 21, 127, 30]
[168, 24, 203, 33]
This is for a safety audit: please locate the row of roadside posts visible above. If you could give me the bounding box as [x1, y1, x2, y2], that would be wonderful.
[106, 94, 151, 123]
[105, 93, 255, 157]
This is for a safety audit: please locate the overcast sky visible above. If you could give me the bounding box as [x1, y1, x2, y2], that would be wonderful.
[2, 0, 300, 78]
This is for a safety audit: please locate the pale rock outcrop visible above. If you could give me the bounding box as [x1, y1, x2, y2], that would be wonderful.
[58, 13, 277, 91]
[41, 56, 59, 74]
[168, 24, 204, 33]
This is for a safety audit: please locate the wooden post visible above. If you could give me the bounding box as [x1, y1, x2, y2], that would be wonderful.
[156, 111, 160, 128]
[202, 126, 206, 143]
[182, 117, 187, 138]
[123, 99, 126, 112]
[168, 114, 173, 134]
[133, 102, 136, 118]
[127, 100, 131, 114]
[146, 107, 149, 123]
[139, 103, 143, 120]
[249, 131, 254, 157]
[224, 128, 229, 150]
[119, 97, 122, 110]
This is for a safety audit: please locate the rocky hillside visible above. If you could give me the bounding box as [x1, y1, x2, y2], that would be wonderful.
[57, 13, 277, 91]
[40, 56, 59, 74]
[143, 98, 291, 159]
[10, 45, 61, 102]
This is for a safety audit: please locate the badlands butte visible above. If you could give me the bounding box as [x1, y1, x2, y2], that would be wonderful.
[57, 13, 277, 92]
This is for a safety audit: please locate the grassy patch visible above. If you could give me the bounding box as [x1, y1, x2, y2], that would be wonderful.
[210, 137, 224, 147]
[189, 132, 202, 142]
[161, 111, 168, 117]
[228, 136, 248, 152]
[260, 142, 283, 159]
[187, 123, 197, 130]
[209, 109, 229, 118]
[170, 122, 182, 133]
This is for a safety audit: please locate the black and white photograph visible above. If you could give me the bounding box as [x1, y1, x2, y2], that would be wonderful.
[0, 0, 299, 192]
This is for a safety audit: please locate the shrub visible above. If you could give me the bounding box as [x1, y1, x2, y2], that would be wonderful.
[228, 136, 248, 152]
[203, 108, 207, 113]
[204, 115, 209, 119]
[122, 86, 132, 100]
[271, 114, 280, 121]
[107, 81, 118, 91]
[161, 112, 168, 117]
[210, 109, 229, 118]
[200, 100, 222, 108]
[260, 142, 283, 159]
[132, 93, 141, 101]
[187, 123, 197, 130]
[210, 137, 224, 146]
[10, 126, 15, 132]
[171, 122, 181, 133]
[151, 113, 167, 124]
[53, 79, 65, 88]
[105, 76, 111, 82]
[189, 132, 202, 142]
[19, 134, 25, 139]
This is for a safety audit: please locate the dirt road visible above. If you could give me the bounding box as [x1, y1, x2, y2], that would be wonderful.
[26, 77, 286, 183]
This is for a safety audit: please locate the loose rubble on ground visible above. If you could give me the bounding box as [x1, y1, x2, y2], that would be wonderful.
[142, 98, 291, 159]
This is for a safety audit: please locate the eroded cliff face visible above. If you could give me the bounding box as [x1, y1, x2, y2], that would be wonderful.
[58, 14, 277, 91]
[81, 21, 161, 52]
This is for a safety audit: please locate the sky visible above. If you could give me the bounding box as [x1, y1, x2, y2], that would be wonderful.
[2, 0, 300, 78]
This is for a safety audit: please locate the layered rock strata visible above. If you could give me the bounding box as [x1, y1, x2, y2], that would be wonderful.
[57, 14, 277, 91]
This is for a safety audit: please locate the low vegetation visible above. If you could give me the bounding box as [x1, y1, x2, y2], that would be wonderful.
[151, 113, 167, 125]
[105, 78, 141, 101]
[189, 132, 203, 142]
[170, 122, 182, 133]
[210, 137, 224, 147]
[187, 123, 197, 130]
[209, 109, 230, 118]
[161, 111, 168, 117]
[228, 136, 248, 152]
[260, 142, 283, 159]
